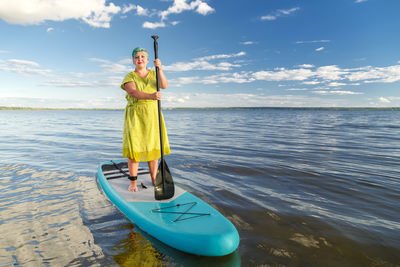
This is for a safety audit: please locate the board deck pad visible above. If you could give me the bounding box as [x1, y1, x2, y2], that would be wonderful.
[101, 162, 185, 203]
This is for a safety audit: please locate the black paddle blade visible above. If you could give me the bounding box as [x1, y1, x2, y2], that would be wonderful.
[154, 159, 174, 200]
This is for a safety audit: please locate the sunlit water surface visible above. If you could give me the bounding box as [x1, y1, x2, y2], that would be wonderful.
[0, 109, 399, 266]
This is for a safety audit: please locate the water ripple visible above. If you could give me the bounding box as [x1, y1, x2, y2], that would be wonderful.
[0, 109, 399, 265]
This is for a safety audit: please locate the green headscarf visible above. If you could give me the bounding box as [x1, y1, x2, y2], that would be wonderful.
[132, 47, 149, 59]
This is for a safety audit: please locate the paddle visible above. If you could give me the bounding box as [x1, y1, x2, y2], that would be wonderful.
[152, 35, 175, 200]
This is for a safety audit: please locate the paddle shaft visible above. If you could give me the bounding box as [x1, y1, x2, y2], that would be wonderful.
[152, 35, 165, 185]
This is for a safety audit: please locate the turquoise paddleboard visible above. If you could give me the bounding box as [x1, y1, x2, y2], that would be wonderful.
[96, 160, 240, 256]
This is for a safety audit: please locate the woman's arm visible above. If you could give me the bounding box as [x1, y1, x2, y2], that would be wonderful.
[124, 82, 161, 100]
[154, 59, 168, 89]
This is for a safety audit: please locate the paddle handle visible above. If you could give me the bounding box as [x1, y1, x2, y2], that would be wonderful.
[152, 35, 165, 165]
[152, 35, 159, 63]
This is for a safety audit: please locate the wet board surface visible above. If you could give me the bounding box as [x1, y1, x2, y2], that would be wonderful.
[103, 164, 185, 203]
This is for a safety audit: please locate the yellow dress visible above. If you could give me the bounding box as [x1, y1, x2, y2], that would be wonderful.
[121, 69, 170, 162]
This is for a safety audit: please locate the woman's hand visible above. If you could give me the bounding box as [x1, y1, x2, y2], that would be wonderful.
[154, 58, 168, 89]
[124, 82, 162, 100]
[151, 91, 162, 100]
[154, 59, 162, 70]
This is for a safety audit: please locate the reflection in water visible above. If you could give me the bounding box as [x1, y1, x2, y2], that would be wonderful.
[0, 164, 105, 266]
[112, 229, 164, 267]
[110, 219, 241, 267]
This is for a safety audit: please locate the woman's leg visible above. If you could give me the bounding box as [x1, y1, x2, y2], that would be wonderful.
[128, 158, 139, 192]
[147, 159, 158, 185]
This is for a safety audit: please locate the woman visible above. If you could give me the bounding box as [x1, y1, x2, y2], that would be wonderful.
[121, 47, 170, 192]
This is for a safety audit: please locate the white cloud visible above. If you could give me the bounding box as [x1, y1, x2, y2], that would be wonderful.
[169, 72, 253, 87]
[122, 4, 150, 16]
[122, 4, 136, 14]
[46, 27, 54, 32]
[0, 56, 129, 90]
[162, 92, 356, 108]
[164, 61, 230, 72]
[196, 1, 215, 15]
[0, 58, 52, 76]
[316, 65, 347, 80]
[316, 47, 325, 52]
[171, 61, 400, 87]
[168, 76, 201, 86]
[145, 0, 215, 29]
[302, 80, 320, 85]
[270, 63, 400, 86]
[164, 92, 264, 107]
[164, 51, 246, 72]
[261, 15, 277, 21]
[313, 90, 362, 95]
[261, 7, 300, 21]
[160, 0, 214, 20]
[136, 5, 150, 16]
[88, 58, 130, 74]
[7, 59, 40, 67]
[41, 75, 121, 88]
[297, 64, 314, 68]
[0, 0, 121, 28]
[379, 97, 390, 103]
[328, 82, 346, 87]
[196, 51, 246, 61]
[355, 0, 368, 3]
[0, 96, 125, 109]
[346, 64, 400, 83]
[205, 72, 254, 84]
[240, 41, 256, 45]
[143, 21, 166, 29]
[286, 88, 308, 91]
[253, 67, 314, 81]
[279, 7, 300, 15]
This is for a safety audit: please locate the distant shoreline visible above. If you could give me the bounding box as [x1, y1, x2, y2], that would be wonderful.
[0, 107, 123, 111]
[1, 106, 400, 111]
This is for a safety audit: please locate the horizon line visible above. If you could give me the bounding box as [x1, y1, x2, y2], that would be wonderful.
[1, 106, 400, 111]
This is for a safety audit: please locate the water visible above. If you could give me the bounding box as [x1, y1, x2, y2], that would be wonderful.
[0, 108, 399, 266]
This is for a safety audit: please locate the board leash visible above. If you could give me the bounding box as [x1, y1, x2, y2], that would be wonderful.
[111, 160, 130, 177]
[109, 161, 148, 188]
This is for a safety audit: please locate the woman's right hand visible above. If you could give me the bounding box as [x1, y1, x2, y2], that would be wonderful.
[151, 91, 162, 100]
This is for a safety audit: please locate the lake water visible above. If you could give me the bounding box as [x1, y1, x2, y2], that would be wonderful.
[0, 108, 399, 266]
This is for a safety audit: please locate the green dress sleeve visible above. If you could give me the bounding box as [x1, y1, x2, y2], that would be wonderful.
[121, 72, 135, 90]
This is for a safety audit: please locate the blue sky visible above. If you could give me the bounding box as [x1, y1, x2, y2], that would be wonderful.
[0, 0, 399, 108]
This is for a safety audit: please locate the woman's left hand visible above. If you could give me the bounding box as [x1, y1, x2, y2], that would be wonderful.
[153, 58, 168, 89]
[154, 59, 162, 70]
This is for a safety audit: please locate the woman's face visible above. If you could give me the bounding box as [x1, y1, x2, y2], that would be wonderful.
[133, 52, 148, 68]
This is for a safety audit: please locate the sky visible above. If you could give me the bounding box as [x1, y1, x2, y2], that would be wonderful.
[0, 0, 399, 108]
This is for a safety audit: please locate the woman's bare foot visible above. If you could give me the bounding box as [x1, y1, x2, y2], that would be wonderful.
[128, 181, 138, 192]
[127, 158, 139, 192]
